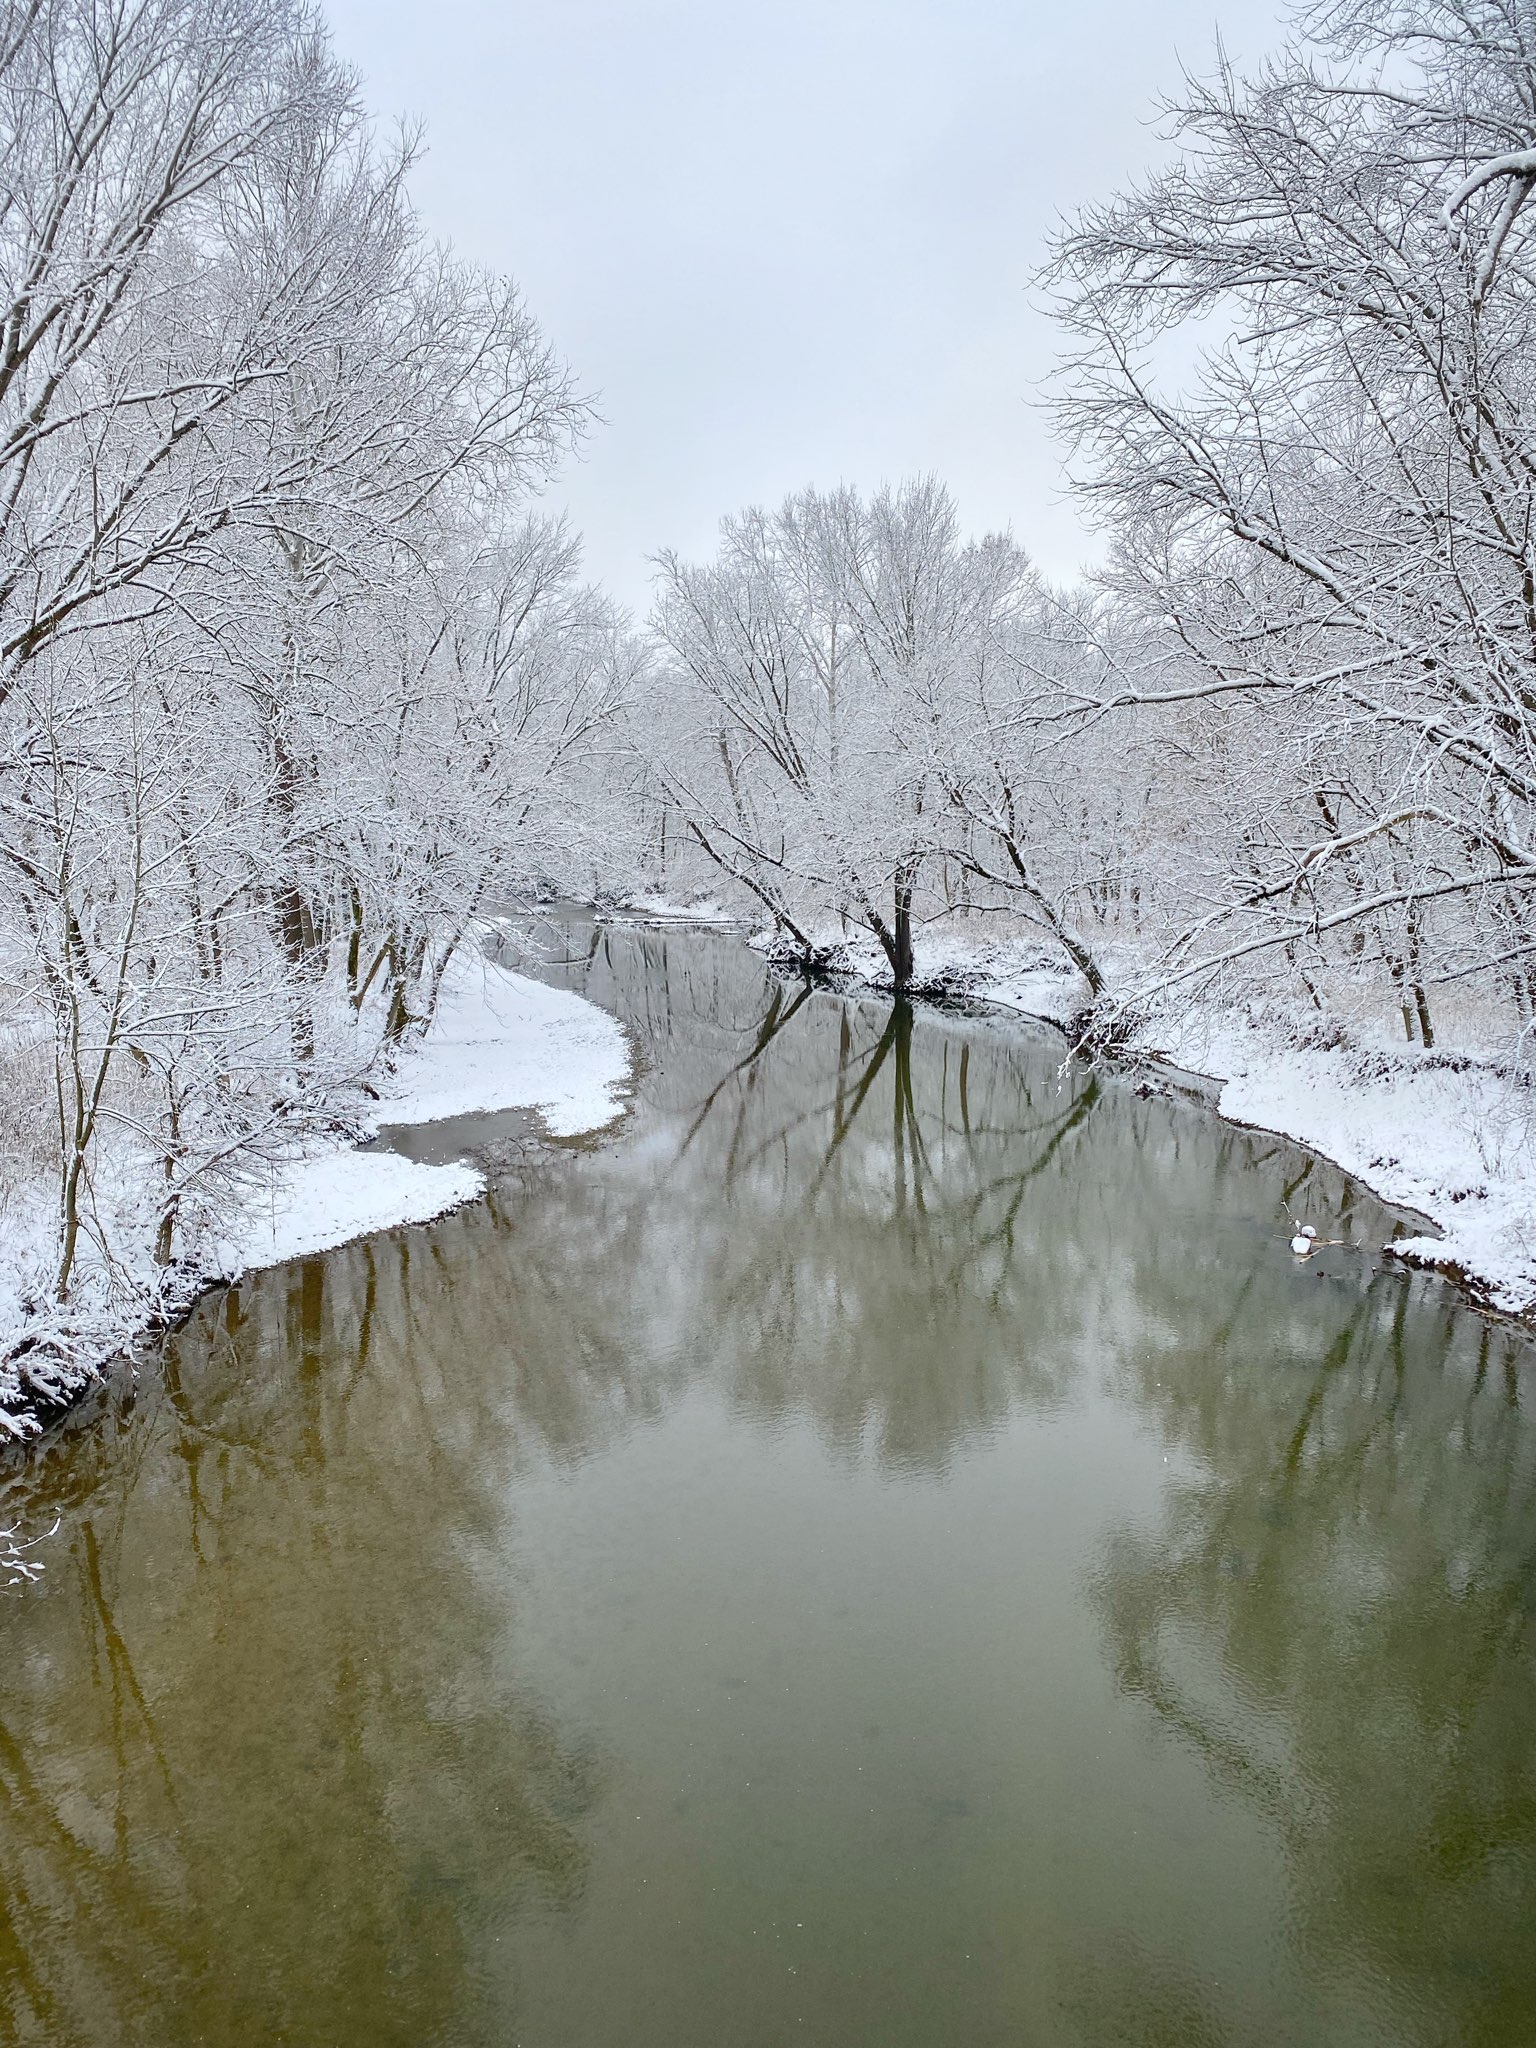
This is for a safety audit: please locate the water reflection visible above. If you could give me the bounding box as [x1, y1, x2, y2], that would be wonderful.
[0, 918, 1530, 2046]
[0, 1248, 601, 2047]
[503, 921, 1444, 1471]
[1096, 1273, 1536, 2038]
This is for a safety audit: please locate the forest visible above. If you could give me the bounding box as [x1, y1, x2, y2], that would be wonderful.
[1, 0, 1533, 1426]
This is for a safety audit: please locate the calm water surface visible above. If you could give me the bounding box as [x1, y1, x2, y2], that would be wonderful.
[1, 919, 1534, 2047]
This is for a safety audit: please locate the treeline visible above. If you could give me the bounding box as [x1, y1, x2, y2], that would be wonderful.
[0, 0, 640, 1374]
[642, 0, 1536, 1069]
[641, 477, 1133, 999]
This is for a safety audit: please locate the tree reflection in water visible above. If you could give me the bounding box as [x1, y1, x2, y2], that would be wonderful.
[0, 1241, 601, 2048]
[1093, 1273, 1536, 2039]
[0, 916, 1529, 2047]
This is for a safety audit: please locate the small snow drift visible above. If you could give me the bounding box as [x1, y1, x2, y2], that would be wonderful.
[228, 956, 631, 1277]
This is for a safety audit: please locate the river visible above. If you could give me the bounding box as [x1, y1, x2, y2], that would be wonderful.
[0, 916, 1533, 2047]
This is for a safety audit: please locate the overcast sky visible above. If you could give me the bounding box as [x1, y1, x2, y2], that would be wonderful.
[322, 0, 1292, 611]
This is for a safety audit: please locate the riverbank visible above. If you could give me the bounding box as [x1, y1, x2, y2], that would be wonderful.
[636, 910, 1535, 1320]
[0, 953, 632, 1441]
[224, 952, 631, 1270]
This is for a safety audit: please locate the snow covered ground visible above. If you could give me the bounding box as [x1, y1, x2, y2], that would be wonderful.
[223, 952, 631, 1277]
[228, 1151, 485, 1274]
[1162, 1015, 1536, 1315]
[0, 954, 631, 1440]
[745, 920, 1536, 1319]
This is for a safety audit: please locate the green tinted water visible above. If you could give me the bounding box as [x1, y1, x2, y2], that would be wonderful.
[1, 919, 1533, 2047]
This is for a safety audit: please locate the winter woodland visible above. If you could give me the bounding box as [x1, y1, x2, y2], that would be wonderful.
[2, 0, 1535, 1431]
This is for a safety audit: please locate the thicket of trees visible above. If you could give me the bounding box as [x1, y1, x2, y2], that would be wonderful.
[3, 0, 1533, 1406]
[645, 479, 1123, 994]
[0, 0, 640, 1386]
[1047, 0, 1536, 1041]
[647, 0, 1536, 1068]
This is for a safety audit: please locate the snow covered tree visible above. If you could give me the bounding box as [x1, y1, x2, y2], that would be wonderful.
[0, 0, 613, 1372]
[1046, 0, 1536, 1047]
[649, 478, 1121, 994]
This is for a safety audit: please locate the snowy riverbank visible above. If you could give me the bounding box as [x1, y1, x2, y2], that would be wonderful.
[225, 954, 631, 1272]
[0, 955, 631, 1440]
[717, 917, 1536, 1320]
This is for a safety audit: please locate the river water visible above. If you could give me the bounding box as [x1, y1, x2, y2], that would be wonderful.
[1, 918, 1533, 2047]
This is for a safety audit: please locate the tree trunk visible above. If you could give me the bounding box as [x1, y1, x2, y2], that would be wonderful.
[345, 885, 364, 1000]
[892, 879, 914, 988]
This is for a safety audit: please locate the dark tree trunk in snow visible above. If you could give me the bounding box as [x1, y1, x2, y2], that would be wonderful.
[892, 882, 914, 988]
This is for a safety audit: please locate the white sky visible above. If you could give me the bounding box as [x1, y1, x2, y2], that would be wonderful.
[322, 0, 1292, 611]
